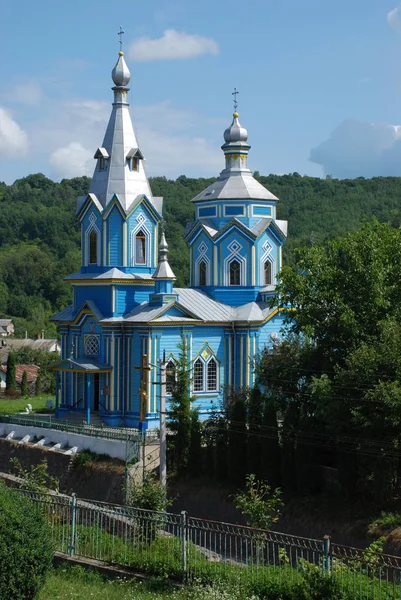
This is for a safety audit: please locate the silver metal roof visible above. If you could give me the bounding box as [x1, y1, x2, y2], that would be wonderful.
[87, 52, 161, 215]
[224, 113, 248, 144]
[52, 292, 278, 325]
[192, 171, 278, 203]
[64, 268, 153, 282]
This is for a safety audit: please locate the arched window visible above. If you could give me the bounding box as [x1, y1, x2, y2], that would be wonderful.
[193, 358, 204, 392]
[229, 259, 241, 286]
[84, 335, 100, 356]
[166, 360, 176, 395]
[264, 260, 272, 285]
[199, 261, 207, 286]
[89, 230, 98, 264]
[207, 357, 218, 392]
[135, 230, 146, 264]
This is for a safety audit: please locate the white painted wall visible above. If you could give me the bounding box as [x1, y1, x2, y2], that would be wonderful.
[0, 424, 128, 461]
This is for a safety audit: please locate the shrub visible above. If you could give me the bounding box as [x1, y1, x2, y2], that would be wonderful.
[0, 483, 53, 599]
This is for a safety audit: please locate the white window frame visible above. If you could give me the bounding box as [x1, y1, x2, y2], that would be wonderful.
[192, 355, 219, 394]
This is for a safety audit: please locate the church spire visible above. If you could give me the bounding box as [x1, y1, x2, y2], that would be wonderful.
[152, 231, 176, 281]
[88, 46, 154, 211]
[151, 231, 177, 303]
[221, 89, 251, 172]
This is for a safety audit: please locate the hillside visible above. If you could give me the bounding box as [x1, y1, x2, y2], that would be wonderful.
[1, 172, 401, 335]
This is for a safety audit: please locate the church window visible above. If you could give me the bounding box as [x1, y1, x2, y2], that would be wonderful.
[131, 157, 139, 171]
[166, 360, 176, 395]
[199, 261, 207, 286]
[135, 230, 146, 264]
[84, 335, 100, 356]
[207, 357, 218, 392]
[89, 230, 98, 264]
[264, 260, 272, 285]
[229, 259, 241, 286]
[193, 358, 204, 392]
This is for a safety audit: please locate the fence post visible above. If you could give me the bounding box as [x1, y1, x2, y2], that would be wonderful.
[322, 535, 331, 575]
[180, 510, 188, 583]
[69, 493, 77, 557]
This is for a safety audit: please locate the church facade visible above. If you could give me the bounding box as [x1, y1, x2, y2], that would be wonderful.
[52, 50, 288, 429]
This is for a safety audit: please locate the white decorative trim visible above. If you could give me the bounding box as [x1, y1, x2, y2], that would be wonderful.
[131, 213, 151, 267]
[224, 239, 246, 286]
[260, 239, 275, 285]
[195, 241, 211, 286]
[85, 212, 101, 266]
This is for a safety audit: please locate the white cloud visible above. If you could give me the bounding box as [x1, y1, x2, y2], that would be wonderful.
[128, 29, 219, 61]
[49, 142, 92, 179]
[388, 6, 401, 33]
[310, 119, 401, 178]
[0, 107, 29, 157]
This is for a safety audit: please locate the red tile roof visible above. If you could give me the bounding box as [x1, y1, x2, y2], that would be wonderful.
[0, 365, 40, 383]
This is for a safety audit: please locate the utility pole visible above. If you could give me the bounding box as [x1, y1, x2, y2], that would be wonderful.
[159, 356, 167, 488]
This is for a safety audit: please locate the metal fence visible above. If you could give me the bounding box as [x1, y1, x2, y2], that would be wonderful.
[0, 413, 159, 444]
[14, 489, 401, 598]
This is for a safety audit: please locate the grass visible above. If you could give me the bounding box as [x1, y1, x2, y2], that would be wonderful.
[0, 394, 53, 414]
[39, 566, 181, 600]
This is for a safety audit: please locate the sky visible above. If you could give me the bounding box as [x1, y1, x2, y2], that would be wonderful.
[1, 0, 401, 183]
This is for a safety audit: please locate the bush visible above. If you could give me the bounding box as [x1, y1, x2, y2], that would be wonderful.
[0, 483, 53, 599]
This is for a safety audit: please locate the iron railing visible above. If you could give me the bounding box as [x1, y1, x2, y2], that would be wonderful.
[0, 413, 159, 444]
[13, 489, 401, 597]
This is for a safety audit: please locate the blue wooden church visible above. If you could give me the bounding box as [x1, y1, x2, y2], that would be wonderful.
[52, 50, 288, 429]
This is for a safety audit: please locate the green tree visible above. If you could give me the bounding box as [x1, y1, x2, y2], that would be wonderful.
[189, 409, 203, 477]
[0, 482, 53, 599]
[21, 369, 28, 397]
[167, 338, 192, 477]
[233, 473, 284, 530]
[35, 370, 43, 396]
[258, 221, 401, 500]
[5, 351, 17, 394]
[247, 386, 264, 478]
[227, 388, 248, 484]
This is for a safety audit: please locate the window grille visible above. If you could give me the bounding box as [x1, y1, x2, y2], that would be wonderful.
[193, 358, 204, 392]
[207, 358, 217, 391]
[84, 335, 100, 356]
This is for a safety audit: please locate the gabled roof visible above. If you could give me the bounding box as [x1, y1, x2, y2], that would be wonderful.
[64, 268, 154, 282]
[191, 171, 278, 203]
[185, 217, 287, 243]
[51, 358, 112, 372]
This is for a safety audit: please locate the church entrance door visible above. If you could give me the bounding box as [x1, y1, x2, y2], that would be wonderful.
[94, 374, 100, 411]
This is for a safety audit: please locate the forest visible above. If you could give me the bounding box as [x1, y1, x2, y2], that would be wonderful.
[1, 171, 401, 336]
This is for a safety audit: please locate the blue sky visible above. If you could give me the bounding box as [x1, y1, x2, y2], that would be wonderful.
[1, 0, 401, 183]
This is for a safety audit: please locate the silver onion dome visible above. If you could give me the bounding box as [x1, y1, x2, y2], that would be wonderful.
[112, 51, 131, 87]
[223, 112, 248, 143]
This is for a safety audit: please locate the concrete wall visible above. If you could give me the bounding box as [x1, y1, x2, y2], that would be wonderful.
[0, 423, 128, 461]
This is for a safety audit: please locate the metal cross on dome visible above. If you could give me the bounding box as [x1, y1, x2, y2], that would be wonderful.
[232, 87, 239, 111]
[118, 26, 125, 50]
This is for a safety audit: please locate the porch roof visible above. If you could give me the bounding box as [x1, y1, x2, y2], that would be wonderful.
[51, 358, 112, 373]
